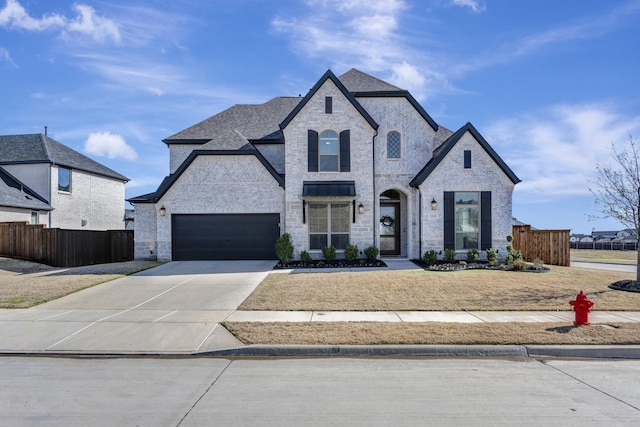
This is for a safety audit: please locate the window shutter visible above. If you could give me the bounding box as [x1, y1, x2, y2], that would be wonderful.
[340, 130, 350, 172]
[444, 192, 455, 250]
[481, 191, 492, 250]
[308, 130, 318, 172]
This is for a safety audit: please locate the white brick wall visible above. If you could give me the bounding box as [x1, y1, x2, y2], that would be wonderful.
[418, 131, 516, 259]
[153, 154, 285, 261]
[169, 144, 201, 174]
[282, 79, 377, 257]
[0, 207, 48, 226]
[49, 166, 125, 230]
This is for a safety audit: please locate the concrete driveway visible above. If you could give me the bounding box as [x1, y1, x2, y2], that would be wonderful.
[0, 260, 275, 354]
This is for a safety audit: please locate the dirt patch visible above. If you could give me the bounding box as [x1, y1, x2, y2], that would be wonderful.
[224, 322, 640, 345]
[0, 257, 162, 308]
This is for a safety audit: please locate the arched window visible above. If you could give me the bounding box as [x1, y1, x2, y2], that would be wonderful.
[387, 131, 401, 158]
[319, 130, 339, 171]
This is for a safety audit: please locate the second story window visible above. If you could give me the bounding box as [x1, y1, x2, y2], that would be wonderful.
[58, 166, 71, 192]
[319, 130, 339, 171]
[387, 131, 401, 158]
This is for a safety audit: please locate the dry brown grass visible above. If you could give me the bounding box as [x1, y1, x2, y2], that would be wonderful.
[225, 321, 640, 345]
[240, 267, 640, 312]
[571, 249, 638, 265]
[0, 257, 161, 308]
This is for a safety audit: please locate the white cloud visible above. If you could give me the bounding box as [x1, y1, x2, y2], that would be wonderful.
[84, 131, 137, 161]
[0, 0, 120, 43]
[0, 47, 16, 67]
[272, 0, 457, 100]
[485, 104, 640, 200]
[450, 0, 485, 14]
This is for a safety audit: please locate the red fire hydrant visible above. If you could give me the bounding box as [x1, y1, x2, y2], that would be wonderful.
[569, 290, 594, 326]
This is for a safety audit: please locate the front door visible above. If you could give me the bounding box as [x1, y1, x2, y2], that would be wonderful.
[380, 203, 400, 255]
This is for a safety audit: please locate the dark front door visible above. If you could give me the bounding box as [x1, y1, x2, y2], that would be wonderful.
[172, 214, 280, 260]
[380, 203, 400, 255]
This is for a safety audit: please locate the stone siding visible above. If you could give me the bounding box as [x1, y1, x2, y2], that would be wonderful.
[169, 144, 202, 174]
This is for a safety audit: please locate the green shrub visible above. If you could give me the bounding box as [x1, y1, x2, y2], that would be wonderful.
[322, 245, 336, 261]
[423, 249, 438, 266]
[486, 248, 498, 266]
[344, 244, 359, 261]
[275, 233, 294, 263]
[444, 248, 456, 263]
[466, 249, 479, 263]
[300, 250, 312, 264]
[364, 245, 379, 260]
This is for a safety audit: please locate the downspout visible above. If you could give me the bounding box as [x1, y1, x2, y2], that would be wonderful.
[372, 129, 378, 250]
[418, 188, 422, 258]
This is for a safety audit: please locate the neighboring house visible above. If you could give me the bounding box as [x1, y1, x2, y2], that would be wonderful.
[570, 234, 592, 243]
[129, 69, 521, 261]
[0, 133, 129, 230]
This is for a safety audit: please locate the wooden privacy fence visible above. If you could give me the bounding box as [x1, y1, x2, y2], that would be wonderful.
[512, 225, 570, 266]
[0, 222, 133, 268]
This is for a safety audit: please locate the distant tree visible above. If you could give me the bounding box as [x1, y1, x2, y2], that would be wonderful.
[589, 134, 640, 281]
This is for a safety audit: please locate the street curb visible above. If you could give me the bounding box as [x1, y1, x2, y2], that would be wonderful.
[202, 344, 529, 358]
[525, 345, 640, 359]
[203, 344, 640, 359]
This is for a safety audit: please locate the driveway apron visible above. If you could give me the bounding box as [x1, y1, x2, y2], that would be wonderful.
[0, 260, 275, 354]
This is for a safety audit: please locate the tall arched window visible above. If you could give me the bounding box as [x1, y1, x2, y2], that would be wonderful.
[319, 130, 339, 171]
[387, 131, 401, 158]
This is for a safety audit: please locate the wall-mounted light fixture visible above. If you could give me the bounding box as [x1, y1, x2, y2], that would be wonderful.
[358, 203, 364, 214]
[431, 198, 437, 210]
[159, 205, 166, 216]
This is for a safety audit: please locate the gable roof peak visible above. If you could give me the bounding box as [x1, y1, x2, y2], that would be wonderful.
[338, 68, 403, 93]
[279, 69, 378, 130]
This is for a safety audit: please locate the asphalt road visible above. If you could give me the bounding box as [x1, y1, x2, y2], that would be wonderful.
[1, 356, 638, 426]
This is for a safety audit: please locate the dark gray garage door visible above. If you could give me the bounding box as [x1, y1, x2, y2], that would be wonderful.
[172, 214, 280, 260]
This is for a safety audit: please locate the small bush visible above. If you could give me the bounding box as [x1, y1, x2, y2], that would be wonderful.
[466, 249, 479, 263]
[344, 244, 359, 261]
[364, 245, 379, 260]
[533, 258, 544, 269]
[300, 250, 312, 264]
[423, 249, 438, 266]
[275, 233, 294, 263]
[444, 248, 456, 263]
[322, 245, 336, 261]
[486, 248, 498, 266]
[512, 259, 527, 271]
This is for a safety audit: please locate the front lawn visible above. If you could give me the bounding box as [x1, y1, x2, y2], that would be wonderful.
[239, 267, 639, 312]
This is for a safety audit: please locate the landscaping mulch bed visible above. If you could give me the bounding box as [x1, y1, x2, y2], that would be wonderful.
[411, 259, 550, 272]
[609, 280, 640, 293]
[275, 259, 387, 269]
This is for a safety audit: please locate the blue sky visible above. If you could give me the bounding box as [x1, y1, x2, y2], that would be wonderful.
[2, 0, 640, 234]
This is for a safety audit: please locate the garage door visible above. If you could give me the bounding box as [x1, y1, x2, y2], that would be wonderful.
[172, 214, 280, 260]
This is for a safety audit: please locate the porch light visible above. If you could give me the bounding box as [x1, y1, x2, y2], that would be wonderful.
[431, 198, 437, 210]
[159, 205, 166, 216]
[358, 203, 364, 214]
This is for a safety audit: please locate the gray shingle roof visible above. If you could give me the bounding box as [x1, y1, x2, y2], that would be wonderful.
[0, 134, 129, 182]
[338, 68, 403, 92]
[0, 167, 52, 210]
[163, 97, 303, 147]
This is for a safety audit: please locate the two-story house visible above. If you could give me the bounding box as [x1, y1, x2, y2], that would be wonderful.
[0, 133, 129, 230]
[129, 69, 520, 261]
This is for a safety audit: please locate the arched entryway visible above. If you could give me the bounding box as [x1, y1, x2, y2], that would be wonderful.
[379, 189, 403, 256]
